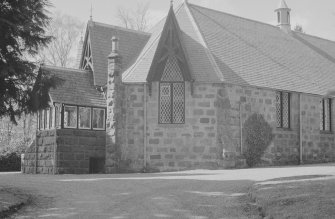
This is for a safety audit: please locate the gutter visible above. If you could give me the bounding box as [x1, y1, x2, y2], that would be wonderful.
[143, 83, 147, 170]
[299, 94, 303, 164]
[239, 103, 243, 154]
[35, 113, 38, 174]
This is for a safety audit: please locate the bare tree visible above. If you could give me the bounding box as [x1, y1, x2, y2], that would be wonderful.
[117, 2, 150, 31]
[39, 12, 84, 68]
[0, 114, 36, 152]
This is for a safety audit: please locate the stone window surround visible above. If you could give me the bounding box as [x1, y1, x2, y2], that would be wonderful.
[38, 103, 106, 131]
[320, 98, 332, 132]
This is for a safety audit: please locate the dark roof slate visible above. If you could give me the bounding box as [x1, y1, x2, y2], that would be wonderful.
[123, 2, 335, 96]
[43, 66, 106, 107]
[88, 22, 150, 86]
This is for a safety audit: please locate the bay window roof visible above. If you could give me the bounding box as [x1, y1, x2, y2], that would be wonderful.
[41, 65, 106, 108]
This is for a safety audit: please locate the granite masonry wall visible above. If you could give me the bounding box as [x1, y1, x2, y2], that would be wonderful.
[56, 129, 106, 174]
[300, 95, 335, 163]
[23, 129, 106, 174]
[116, 82, 335, 172]
[23, 130, 56, 174]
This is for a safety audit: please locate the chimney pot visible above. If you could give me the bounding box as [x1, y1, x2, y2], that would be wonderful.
[112, 36, 119, 53]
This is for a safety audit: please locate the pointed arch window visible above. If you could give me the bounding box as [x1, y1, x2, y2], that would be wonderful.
[81, 37, 93, 71]
[159, 55, 185, 124]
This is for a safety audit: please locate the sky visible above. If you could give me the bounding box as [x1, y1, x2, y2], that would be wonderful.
[49, 0, 335, 41]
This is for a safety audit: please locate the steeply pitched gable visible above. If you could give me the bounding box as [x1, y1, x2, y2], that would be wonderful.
[146, 5, 192, 82]
[80, 21, 150, 86]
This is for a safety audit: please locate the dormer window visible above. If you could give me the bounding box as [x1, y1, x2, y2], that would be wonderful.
[277, 12, 280, 23]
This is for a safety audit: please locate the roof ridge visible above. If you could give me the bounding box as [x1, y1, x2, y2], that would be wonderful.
[42, 65, 90, 73]
[185, 2, 223, 81]
[188, 3, 280, 31]
[92, 21, 151, 35]
[293, 30, 335, 44]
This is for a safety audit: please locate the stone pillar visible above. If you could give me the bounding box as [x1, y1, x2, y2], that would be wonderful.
[105, 37, 123, 173]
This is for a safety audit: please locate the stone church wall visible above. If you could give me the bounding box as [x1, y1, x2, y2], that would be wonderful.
[120, 82, 335, 172]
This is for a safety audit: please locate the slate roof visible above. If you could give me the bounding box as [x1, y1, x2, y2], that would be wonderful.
[122, 2, 335, 96]
[84, 21, 150, 86]
[42, 65, 106, 107]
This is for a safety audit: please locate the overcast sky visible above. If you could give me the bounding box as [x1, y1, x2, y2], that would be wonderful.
[49, 0, 335, 41]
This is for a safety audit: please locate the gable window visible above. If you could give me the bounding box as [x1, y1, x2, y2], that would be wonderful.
[79, 107, 91, 129]
[64, 105, 77, 128]
[276, 91, 290, 128]
[159, 56, 185, 124]
[92, 108, 105, 130]
[320, 98, 331, 132]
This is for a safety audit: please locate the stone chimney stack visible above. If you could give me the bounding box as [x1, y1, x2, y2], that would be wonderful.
[275, 0, 291, 33]
[75, 35, 84, 69]
[105, 36, 123, 173]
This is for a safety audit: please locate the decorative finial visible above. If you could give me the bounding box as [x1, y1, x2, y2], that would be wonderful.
[170, 0, 173, 7]
[90, 3, 93, 21]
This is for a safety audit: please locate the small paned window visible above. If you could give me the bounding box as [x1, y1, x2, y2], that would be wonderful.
[159, 56, 185, 124]
[55, 105, 61, 129]
[320, 98, 331, 131]
[64, 105, 77, 128]
[45, 109, 50, 129]
[92, 108, 105, 130]
[276, 91, 290, 128]
[50, 107, 54, 129]
[79, 107, 91, 129]
[40, 110, 45, 130]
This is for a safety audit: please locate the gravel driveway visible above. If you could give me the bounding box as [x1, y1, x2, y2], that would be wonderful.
[1, 164, 334, 219]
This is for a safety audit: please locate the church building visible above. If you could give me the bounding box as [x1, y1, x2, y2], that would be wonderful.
[23, 0, 335, 174]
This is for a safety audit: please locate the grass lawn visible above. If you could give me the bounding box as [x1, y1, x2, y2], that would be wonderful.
[251, 176, 335, 219]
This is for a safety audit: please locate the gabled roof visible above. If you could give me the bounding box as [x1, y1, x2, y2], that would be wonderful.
[146, 5, 192, 82]
[81, 21, 150, 86]
[42, 65, 106, 107]
[123, 3, 221, 83]
[123, 2, 335, 96]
